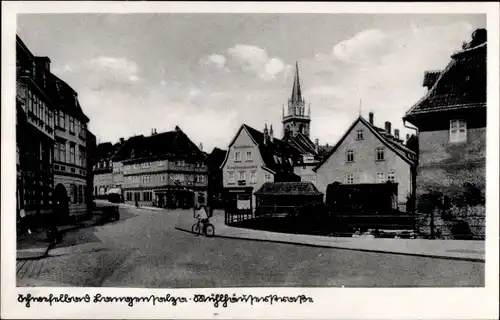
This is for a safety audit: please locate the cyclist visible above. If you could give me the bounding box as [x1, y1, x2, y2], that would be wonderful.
[195, 204, 210, 230]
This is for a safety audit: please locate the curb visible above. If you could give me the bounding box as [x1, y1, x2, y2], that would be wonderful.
[16, 220, 103, 261]
[175, 226, 485, 263]
[16, 242, 53, 261]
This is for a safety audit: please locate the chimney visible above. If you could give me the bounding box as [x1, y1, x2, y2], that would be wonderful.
[269, 125, 274, 143]
[385, 121, 391, 135]
[394, 129, 400, 140]
[175, 125, 180, 132]
[369, 112, 374, 125]
[119, 137, 125, 145]
[199, 143, 203, 151]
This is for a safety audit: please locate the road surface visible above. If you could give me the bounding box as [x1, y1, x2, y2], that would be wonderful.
[17, 205, 484, 287]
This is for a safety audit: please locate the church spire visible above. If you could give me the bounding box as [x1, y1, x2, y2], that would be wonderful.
[290, 61, 302, 103]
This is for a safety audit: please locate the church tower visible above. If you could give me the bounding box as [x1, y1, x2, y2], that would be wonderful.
[282, 62, 311, 139]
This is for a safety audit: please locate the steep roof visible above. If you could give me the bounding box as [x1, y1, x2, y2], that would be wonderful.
[314, 116, 417, 172]
[95, 142, 122, 163]
[220, 124, 301, 180]
[254, 182, 323, 196]
[46, 72, 90, 122]
[243, 124, 303, 173]
[404, 29, 486, 121]
[290, 61, 303, 104]
[285, 133, 319, 157]
[111, 127, 203, 163]
[207, 147, 227, 172]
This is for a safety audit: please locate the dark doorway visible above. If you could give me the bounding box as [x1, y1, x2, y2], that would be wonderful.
[53, 183, 69, 224]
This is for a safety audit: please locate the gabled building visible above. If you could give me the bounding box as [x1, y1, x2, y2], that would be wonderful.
[403, 29, 486, 238]
[111, 127, 208, 208]
[314, 112, 417, 211]
[220, 124, 301, 212]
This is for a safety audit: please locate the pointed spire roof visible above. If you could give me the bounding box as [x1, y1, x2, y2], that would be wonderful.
[290, 61, 303, 103]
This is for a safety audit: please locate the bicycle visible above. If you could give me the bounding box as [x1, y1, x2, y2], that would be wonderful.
[191, 218, 215, 237]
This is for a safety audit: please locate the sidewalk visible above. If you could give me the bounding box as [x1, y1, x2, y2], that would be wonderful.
[175, 211, 485, 262]
[95, 199, 165, 212]
[17, 210, 109, 260]
[16, 230, 52, 260]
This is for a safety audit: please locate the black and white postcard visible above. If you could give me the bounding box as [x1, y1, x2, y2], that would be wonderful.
[1, 2, 499, 319]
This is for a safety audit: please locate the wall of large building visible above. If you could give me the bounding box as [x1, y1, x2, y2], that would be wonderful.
[316, 120, 413, 209]
[94, 172, 113, 196]
[120, 158, 208, 207]
[415, 126, 486, 238]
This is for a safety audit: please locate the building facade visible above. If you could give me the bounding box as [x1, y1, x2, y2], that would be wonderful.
[93, 141, 122, 199]
[314, 113, 417, 211]
[48, 72, 93, 218]
[220, 124, 301, 212]
[111, 127, 208, 208]
[16, 36, 55, 220]
[403, 29, 486, 238]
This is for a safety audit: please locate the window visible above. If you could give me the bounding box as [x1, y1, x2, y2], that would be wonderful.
[71, 184, 77, 204]
[238, 171, 245, 181]
[174, 173, 184, 182]
[250, 172, 257, 183]
[70, 144, 75, 164]
[346, 149, 354, 163]
[48, 109, 53, 128]
[388, 171, 396, 183]
[126, 192, 132, 201]
[357, 129, 364, 140]
[143, 192, 152, 201]
[345, 173, 354, 184]
[144, 162, 150, 168]
[376, 147, 385, 161]
[161, 174, 166, 182]
[175, 160, 185, 167]
[59, 142, 66, 163]
[69, 116, 75, 134]
[54, 143, 59, 162]
[265, 173, 272, 182]
[78, 185, 83, 204]
[228, 171, 235, 183]
[235, 151, 241, 161]
[450, 119, 467, 143]
[376, 172, 385, 183]
[143, 175, 151, 183]
[59, 112, 65, 129]
[246, 151, 252, 161]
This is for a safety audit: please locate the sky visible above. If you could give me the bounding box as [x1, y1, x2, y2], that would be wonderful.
[17, 13, 486, 152]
